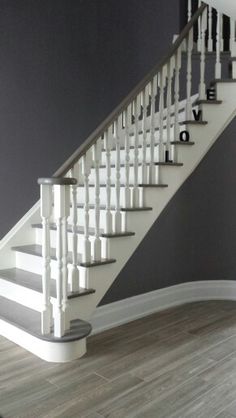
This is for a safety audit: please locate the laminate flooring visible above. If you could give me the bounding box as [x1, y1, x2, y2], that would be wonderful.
[1, 300, 236, 418]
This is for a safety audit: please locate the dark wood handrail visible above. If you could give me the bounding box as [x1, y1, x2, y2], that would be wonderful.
[54, 3, 206, 177]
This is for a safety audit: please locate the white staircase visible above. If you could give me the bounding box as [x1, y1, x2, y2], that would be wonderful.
[1, 2, 236, 362]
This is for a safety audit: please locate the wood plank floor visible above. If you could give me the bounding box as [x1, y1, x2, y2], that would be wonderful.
[1, 300, 236, 417]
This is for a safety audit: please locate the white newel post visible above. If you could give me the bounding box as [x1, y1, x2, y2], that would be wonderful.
[38, 182, 53, 335]
[124, 105, 132, 207]
[104, 128, 113, 234]
[53, 178, 77, 337]
[93, 138, 102, 260]
[215, 10, 222, 79]
[114, 117, 122, 232]
[70, 164, 80, 292]
[82, 150, 92, 263]
[199, 8, 207, 100]
[133, 95, 141, 206]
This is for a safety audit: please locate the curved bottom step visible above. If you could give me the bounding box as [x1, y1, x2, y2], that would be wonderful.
[0, 296, 91, 362]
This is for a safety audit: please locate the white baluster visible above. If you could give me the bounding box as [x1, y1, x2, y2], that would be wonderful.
[187, 0, 192, 22]
[158, 66, 166, 162]
[230, 19, 236, 58]
[39, 183, 53, 335]
[133, 95, 141, 206]
[104, 128, 113, 234]
[174, 48, 182, 143]
[197, 0, 202, 52]
[215, 10, 222, 79]
[69, 164, 80, 292]
[82, 150, 93, 263]
[141, 86, 149, 184]
[199, 8, 207, 100]
[124, 105, 132, 207]
[54, 182, 75, 337]
[93, 138, 102, 260]
[220, 14, 224, 52]
[186, 28, 193, 120]
[208, 6, 213, 52]
[149, 76, 157, 184]
[114, 116, 122, 232]
[166, 58, 174, 155]
[62, 186, 71, 331]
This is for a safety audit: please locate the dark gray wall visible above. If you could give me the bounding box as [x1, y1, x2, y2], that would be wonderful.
[0, 0, 179, 238]
[101, 116, 236, 304]
[1, 0, 235, 307]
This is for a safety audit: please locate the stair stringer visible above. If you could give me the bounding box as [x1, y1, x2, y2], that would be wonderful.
[68, 82, 236, 324]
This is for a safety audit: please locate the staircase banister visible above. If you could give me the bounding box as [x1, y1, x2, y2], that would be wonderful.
[38, 177, 77, 185]
[54, 3, 207, 178]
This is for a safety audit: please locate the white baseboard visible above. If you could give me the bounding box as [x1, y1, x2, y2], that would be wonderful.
[91, 280, 236, 335]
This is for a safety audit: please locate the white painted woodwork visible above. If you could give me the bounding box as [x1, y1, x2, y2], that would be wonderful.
[93, 138, 102, 260]
[133, 95, 141, 206]
[203, 0, 236, 20]
[188, 0, 192, 21]
[81, 150, 93, 263]
[141, 87, 149, 184]
[40, 184, 53, 334]
[208, 6, 213, 52]
[186, 28, 193, 121]
[230, 18, 236, 57]
[174, 48, 182, 144]
[113, 117, 122, 232]
[54, 185, 67, 337]
[104, 128, 113, 234]
[166, 60, 173, 156]
[197, 0, 202, 51]
[199, 8, 207, 100]
[70, 165, 80, 292]
[149, 75, 157, 184]
[158, 66, 166, 162]
[215, 10, 222, 78]
[124, 106, 132, 207]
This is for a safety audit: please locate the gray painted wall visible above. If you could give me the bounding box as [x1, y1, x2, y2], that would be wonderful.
[0, 0, 179, 238]
[101, 116, 236, 304]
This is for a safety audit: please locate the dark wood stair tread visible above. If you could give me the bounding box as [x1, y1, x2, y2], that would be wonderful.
[0, 295, 92, 342]
[32, 223, 135, 239]
[0, 268, 95, 299]
[155, 162, 183, 166]
[171, 141, 195, 145]
[11, 245, 116, 268]
[195, 100, 222, 105]
[180, 120, 208, 125]
[138, 183, 168, 187]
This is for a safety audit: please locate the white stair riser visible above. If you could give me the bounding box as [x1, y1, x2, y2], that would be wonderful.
[74, 184, 145, 206]
[15, 251, 90, 282]
[67, 207, 127, 229]
[35, 228, 111, 257]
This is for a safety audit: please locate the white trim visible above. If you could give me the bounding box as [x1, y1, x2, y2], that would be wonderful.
[91, 280, 236, 334]
[0, 319, 86, 362]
